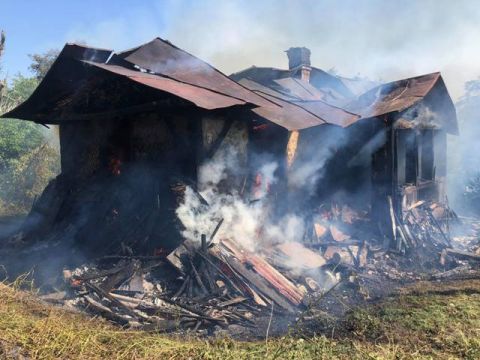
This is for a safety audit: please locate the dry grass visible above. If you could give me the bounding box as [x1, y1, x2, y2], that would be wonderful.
[0, 279, 478, 359]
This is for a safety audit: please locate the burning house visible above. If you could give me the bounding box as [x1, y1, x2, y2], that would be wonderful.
[1, 36, 460, 256]
[0, 37, 466, 334]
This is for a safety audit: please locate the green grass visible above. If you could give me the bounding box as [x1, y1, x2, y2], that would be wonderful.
[0, 279, 479, 359]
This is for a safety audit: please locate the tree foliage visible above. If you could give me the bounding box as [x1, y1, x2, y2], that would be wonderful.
[28, 49, 59, 81]
[0, 40, 60, 215]
[0, 75, 43, 169]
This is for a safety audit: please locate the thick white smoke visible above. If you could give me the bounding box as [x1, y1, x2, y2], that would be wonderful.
[176, 147, 305, 252]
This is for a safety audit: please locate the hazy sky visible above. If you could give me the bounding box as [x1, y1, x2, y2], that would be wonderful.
[2, 0, 480, 99]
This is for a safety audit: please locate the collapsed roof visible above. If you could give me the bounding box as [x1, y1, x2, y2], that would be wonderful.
[1, 38, 457, 133]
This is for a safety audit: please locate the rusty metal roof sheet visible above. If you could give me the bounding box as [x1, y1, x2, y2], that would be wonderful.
[250, 91, 326, 130]
[292, 100, 360, 127]
[1, 44, 115, 122]
[273, 77, 326, 101]
[231, 66, 355, 106]
[238, 78, 359, 129]
[84, 61, 246, 110]
[344, 72, 458, 134]
[3, 40, 336, 131]
[1, 42, 273, 123]
[118, 38, 274, 108]
[345, 72, 441, 118]
[237, 78, 299, 101]
[4, 38, 453, 135]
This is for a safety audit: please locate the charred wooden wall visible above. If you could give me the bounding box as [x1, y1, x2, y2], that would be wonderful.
[59, 111, 202, 183]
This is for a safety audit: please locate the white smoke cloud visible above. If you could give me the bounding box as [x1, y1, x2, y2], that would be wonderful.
[176, 147, 305, 252]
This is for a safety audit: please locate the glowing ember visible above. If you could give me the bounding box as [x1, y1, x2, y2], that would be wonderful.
[109, 157, 122, 176]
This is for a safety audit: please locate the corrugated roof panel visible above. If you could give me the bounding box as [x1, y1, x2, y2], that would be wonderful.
[119, 38, 275, 108]
[346, 73, 442, 118]
[293, 100, 360, 127]
[250, 91, 326, 130]
[273, 77, 325, 101]
[84, 61, 246, 110]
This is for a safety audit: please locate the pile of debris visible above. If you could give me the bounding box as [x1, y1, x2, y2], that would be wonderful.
[36, 197, 476, 334]
[4, 189, 480, 337]
[61, 236, 336, 334]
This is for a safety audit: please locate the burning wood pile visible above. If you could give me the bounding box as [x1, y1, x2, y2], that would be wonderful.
[61, 235, 322, 333]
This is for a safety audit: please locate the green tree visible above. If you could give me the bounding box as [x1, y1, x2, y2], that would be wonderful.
[28, 49, 59, 81]
[0, 74, 38, 113]
[0, 43, 61, 215]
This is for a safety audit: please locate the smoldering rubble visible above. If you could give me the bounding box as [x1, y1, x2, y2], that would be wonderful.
[0, 38, 478, 338]
[1, 148, 478, 337]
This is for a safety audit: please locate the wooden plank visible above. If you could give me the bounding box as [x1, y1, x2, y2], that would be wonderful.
[218, 296, 247, 307]
[221, 254, 297, 312]
[221, 240, 305, 304]
[388, 196, 397, 248]
[445, 249, 480, 262]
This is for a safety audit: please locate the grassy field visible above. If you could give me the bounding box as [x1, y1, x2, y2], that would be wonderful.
[0, 279, 479, 359]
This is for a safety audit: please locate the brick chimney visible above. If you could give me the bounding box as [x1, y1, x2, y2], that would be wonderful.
[286, 47, 311, 82]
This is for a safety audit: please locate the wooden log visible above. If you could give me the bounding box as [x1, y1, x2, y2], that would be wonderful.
[189, 258, 208, 294]
[202, 263, 216, 291]
[426, 208, 452, 247]
[218, 296, 247, 307]
[208, 219, 224, 245]
[195, 250, 245, 295]
[445, 249, 480, 262]
[83, 295, 130, 325]
[157, 296, 226, 325]
[85, 282, 143, 320]
[109, 292, 142, 305]
[173, 275, 190, 299]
